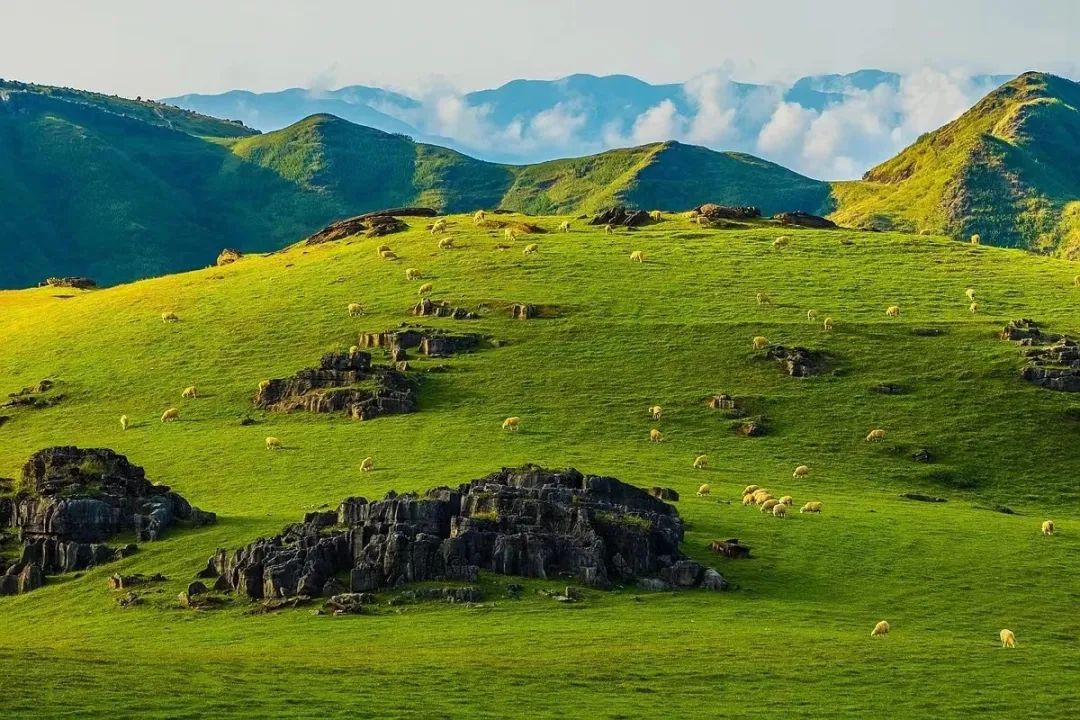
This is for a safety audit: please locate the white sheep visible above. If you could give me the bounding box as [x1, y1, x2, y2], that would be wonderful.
[120, 414, 129, 431]
[649, 210, 662, 222]
[696, 483, 711, 496]
[871, 621, 890, 637]
[886, 305, 900, 318]
[1042, 519, 1055, 536]
[773, 236, 790, 249]
[349, 345, 359, 355]
[793, 465, 809, 479]
[558, 221, 571, 232]
[161, 407, 179, 423]
[742, 485, 760, 496]
[742, 494, 756, 506]
[504, 228, 518, 241]
[970, 233, 981, 245]
[161, 311, 178, 323]
[438, 237, 454, 250]
[823, 317, 834, 332]
[348, 303, 364, 317]
[265, 436, 282, 450]
[523, 243, 539, 255]
[772, 503, 787, 518]
[866, 428, 886, 442]
[430, 219, 447, 234]
[965, 288, 976, 302]
[807, 309, 818, 321]
[360, 456, 374, 472]
[502, 416, 521, 431]
[969, 302, 979, 314]
[405, 267, 422, 280]
[1074, 275, 1080, 288]
[377, 244, 391, 254]
[649, 428, 663, 443]
[752, 336, 769, 350]
[182, 385, 198, 399]
[258, 379, 271, 393]
[630, 250, 644, 263]
[648, 405, 663, 420]
[778, 495, 794, 506]
[604, 224, 614, 235]
[417, 283, 433, 296]
[1000, 629, 1016, 648]
[800, 501, 823, 514]
[693, 454, 708, 469]
[381, 250, 398, 260]
[761, 498, 780, 513]
[473, 210, 486, 224]
[756, 292, 771, 305]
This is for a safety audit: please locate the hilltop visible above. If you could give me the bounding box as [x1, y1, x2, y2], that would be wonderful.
[0, 214, 1077, 717]
[830, 72, 1080, 256]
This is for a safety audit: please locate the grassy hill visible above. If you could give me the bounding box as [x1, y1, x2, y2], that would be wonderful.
[0, 215, 1077, 718]
[830, 72, 1080, 256]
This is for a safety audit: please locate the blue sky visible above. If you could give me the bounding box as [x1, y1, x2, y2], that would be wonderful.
[3, 0, 1077, 97]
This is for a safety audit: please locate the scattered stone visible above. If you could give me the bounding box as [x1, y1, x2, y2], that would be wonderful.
[396, 586, 482, 604]
[37, 277, 97, 290]
[708, 394, 736, 410]
[215, 248, 242, 266]
[412, 298, 477, 320]
[736, 419, 768, 437]
[107, 573, 166, 590]
[1002, 319, 1080, 391]
[636, 578, 672, 592]
[992, 505, 1017, 515]
[774, 211, 837, 229]
[648, 487, 680, 502]
[764, 345, 824, 377]
[911, 448, 934, 464]
[204, 465, 727, 601]
[304, 211, 429, 245]
[325, 592, 376, 614]
[239, 416, 257, 426]
[510, 303, 537, 320]
[872, 383, 905, 395]
[900, 493, 947, 503]
[912, 327, 945, 337]
[590, 206, 651, 227]
[709, 538, 751, 559]
[695, 204, 761, 220]
[700, 568, 729, 591]
[186, 581, 208, 597]
[117, 591, 142, 607]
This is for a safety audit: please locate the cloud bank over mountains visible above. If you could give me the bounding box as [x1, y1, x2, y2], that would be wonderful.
[166, 68, 1017, 180]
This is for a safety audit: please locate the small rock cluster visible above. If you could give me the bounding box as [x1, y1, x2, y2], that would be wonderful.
[774, 211, 837, 229]
[2, 379, 63, 411]
[37, 277, 96, 289]
[358, 326, 484, 359]
[304, 209, 435, 245]
[695, 204, 761, 220]
[198, 466, 728, 602]
[764, 345, 825, 377]
[412, 298, 477, 320]
[0, 447, 215, 595]
[216, 248, 242, 266]
[590, 206, 652, 227]
[1002, 319, 1080, 392]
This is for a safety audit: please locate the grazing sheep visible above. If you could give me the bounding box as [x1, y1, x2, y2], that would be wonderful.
[693, 454, 708, 469]
[823, 317, 834, 332]
[743, 485, 760, 496]
[182, 385, 198, 399]
[120, 414, 129, 431]
[800, 501, 823, 514]
[349, 345, 359, 355]
[417, 282, 433, 296]
[886, 305, 900, 318]
[161, 311, 178, 323]
[473, 210, 486, 224]
[772, 503, 788, 518]
[649, 428, 663, 443]
[970, 233, 981, 246]
[604, 224, 614, 235]
[504, 228, 518, 241]
[258, 379, 271, 393]
[348, 303, 363, 317]
[1074, 275, 1080, 287]
[160, 408, 179, 423]
[1042, 519, 1055, 536]
[377, 244, 391, 253]
[404, 267, 422, 280]
[761, 498, 780, 513]
[871, 621, 890, 637]
[381, 250, 398, 260]
[360, 456, 374, 472]
[430, 219, 447, 234]
[502, 416, 521, 431]
[265, 436, 282, 450]
[773, 236, 790, 249]
[742, 494, 757, 506]
[558, 221, 571, 232]
[649, 210, 662, 221]
[756, 292, 771, 305]
[630, 250, 644, 263]
[752, 336, 769, 350]
[1000, 629, 1016, 648]
[793, 464, 809, 478]
[866, 428, 886, 442]
[969, 302, 979, 314]
[697, 483, 711, 496]
[778, 495, 794, 506]
[438, 237, 454, 250]
[807, 309, 818, 321]
[648, 405, 663, 420]
[523, 243, 539, 255]
[965, 288, 976, 302]
[752, 490, 772, 504]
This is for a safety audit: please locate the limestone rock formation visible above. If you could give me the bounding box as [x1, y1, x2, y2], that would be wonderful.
[37, 277, 97, 289]
[764, 345, 825, 377]
[1002, 319, 1080, 392]
[216, 248, 242, 266]
[590, 206, 652, 227]
[774, 211, 837, 229]
[695, 204, 761, 220]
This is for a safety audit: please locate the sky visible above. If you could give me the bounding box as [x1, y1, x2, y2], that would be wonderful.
[3, 0, 1077, 98]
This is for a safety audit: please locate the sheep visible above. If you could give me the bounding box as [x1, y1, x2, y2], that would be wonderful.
[970, 233, 981, 245]
[348, 303, 363, 317]
[773, 236, 790, 249]
[693, 454, 708, 469]
[360, 456, 374, 472]
[1000, 629, 1016, 648]
[807, 309, 818, 321]
[760, 498, 780, 513]
[870, 621, 890, 637]
[752, 490, 772, 504]
[752, 336, 769, 350]
[504, 228, 518, 242]
[696, 483, 711, 496]
[430, 219, 447, 234]
[772, 503, 787, 518]
[630, 250, 644, 263]
[473, 210, 486, 224]
[523, 243, 539, 255]
[886, 305, 900, 318]
[265, 436, 282, 450]
[502, 416, 521, 431]
[438, 237, 454, 250]
[965, 288, 976, 302]
[258, 379, 271, 393]
[1042, 519, 1055, 536]
[604, 224, 614, 235]
[648, 405, 663, 420]
[381, 250, 398, 260]
[800, 501, 823, 514]
[649, 428, 663, 442]
[160, 408, 179, 423]
[756, 292, 771, 306]
[774, 496, 791, 506]
[404, 268, 422, 281]
[742, 494, 757, 506]
[417, 283, 433, 296]
[649, 210, 662, 221]
[181, 385, 198, 399]
[743, 485, 760, 496]
[793, 464, 809, 479]
[377, 244, 391, 253]
[823, 317, 834, 332]
[558, 221, 571, 232]
[161, 311, 178, 323]
[120, 414, 129, 431]
[969, 302, 979, 314]
[349, 345, 359, 355]
[1074, 275, 1080, 288]
[866, 428, 886, 442]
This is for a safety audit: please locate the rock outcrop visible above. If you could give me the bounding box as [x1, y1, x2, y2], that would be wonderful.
[590, 206, 652, 227]
[1, 447, 214, 595]
[510, 303, 538, 320]
[764, 345, 825, 377]
[357, 326, 483, 359]
[695, 204, 761, 220]
[216, 248, 242, 266]
[201, 466, 727, 601]
[2, 379, 63, 410]
[774, 211, 837, 229]
[304, 211, 425, 245]
[37, 277, 97, 289]
[1002, 319, 1080, 392]
[412, 298, 477, 320]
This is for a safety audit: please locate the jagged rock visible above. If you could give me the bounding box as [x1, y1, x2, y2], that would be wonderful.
[107, 572, 165, 590]
[590, 206, 651, 227]
[1002, 320, 1080, 391]
[412, 298, 477, 320]
[737, 420, 767, 437]
[764, 345, 824, 377]
[774, 211, 837, 229]
[17, 563, 43, 593]
[364, 215, 409, 238]
[205, 466, 726, 602]
[37, 277, 96, 289]
[510, 303, 537, 320]
[357, 207, 438, 220]
[708, 394, 736, 410]
[117, 591, 142, 607]
[709, 538, 751, 559]
[701, 568, 728, 591]
[912, 448, 934, 463]
[900, 493, 947, 503]
[648, 487, 680, 502]
[325, 592, 375, 614]
[216, 248, 242, 266]
[187, 581, 208, 597]
[695, 204, 761, 220]
[255, 350, 417, 421]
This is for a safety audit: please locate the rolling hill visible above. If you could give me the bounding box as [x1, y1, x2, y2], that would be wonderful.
[1, 213, 1077, 718]
[830, 72, 1080, 257]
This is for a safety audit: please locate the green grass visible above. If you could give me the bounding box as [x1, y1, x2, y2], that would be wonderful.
[1, 214, 1079, 718]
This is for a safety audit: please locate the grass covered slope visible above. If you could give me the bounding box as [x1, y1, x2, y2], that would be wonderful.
[830, 72, 1080, 255]
[1, 216, 1078, 718]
